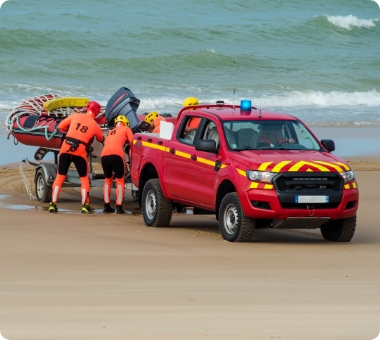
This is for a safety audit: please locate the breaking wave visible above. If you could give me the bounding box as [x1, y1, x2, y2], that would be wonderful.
[325, 15, 379, 30]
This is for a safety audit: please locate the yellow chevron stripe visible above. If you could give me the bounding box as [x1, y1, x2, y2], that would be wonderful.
[264, 184, 274, 189]
[344, 184, 350, 189]
[258, 162, 272, 171]
[272, 161, 292, 173]
[352, 182, 357, 189]
[289, 161, 330, 172]
[250, 182, 259, 189]
[314, 160, 344, 172]
[237, 168, 246, 176]
[334, 162, 350, 171]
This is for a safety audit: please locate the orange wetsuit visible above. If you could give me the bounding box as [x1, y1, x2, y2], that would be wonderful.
[186, 117, 201, 130]
[100, 124, 133, 206]
[51, 113, 104, 205]
[152, 116, 165, 133]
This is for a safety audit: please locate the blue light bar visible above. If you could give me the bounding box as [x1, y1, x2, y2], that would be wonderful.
[240, 100, 251, 111]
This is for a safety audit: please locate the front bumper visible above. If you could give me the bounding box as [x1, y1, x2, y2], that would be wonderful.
[239, 187, 359, 221]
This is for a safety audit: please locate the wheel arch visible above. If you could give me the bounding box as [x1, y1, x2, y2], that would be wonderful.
[138, 162, 159, 206]
[215, 179, 236, 220]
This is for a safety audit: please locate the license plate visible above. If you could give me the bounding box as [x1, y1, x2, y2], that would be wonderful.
[295, 196, 329, 203]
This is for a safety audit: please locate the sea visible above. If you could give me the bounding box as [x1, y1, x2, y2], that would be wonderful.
[0, 0, 380, 164]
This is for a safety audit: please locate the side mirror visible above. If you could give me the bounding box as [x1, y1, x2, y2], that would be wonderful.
[195, 139, 217, 153]
[321, 139, 335, 152]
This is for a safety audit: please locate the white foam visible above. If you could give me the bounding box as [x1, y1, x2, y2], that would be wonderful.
[259, 90, 380, 108]
[325, 15, 378, 30]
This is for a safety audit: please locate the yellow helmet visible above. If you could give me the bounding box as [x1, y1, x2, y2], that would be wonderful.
[183, 97, 199, 107]
[114, 115, 130, 127]
[144, 111, 159, 125]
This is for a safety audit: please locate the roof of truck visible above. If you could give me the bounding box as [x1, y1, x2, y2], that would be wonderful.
[179, 104, 298, 121]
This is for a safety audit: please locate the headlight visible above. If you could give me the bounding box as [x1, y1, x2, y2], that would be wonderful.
[340, 170, 355, 183]
[246, 170, 276, 183]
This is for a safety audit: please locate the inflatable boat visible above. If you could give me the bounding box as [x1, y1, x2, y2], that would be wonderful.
[5, 87, 153, 150]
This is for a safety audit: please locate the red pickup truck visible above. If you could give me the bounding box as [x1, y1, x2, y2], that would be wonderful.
[130, 102, 358, 243]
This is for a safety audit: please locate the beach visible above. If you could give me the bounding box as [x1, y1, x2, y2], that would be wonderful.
[0, 157, 379, 340]
[1, 0, 380, 338]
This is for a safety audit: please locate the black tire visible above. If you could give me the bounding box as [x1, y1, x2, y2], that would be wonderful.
[35, 168, 52, 203]
[320, 215, 356, 242]
[219, 192, 255, 242]
[142, 179, 172, 227]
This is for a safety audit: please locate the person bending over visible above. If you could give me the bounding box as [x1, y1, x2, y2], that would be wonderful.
[101, 115, 133, 214]
[49, 101, 105, 214]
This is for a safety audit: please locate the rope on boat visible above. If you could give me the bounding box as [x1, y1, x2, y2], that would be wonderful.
[19, 161, 36, 200]
[5, 93, 90, 140]
[14, 115, 59, 141]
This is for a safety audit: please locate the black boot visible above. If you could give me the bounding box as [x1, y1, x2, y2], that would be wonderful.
[116, 205, 125, 214]
[103, 203, 115, 213]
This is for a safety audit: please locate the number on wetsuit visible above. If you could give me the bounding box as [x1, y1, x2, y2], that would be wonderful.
[76, 123, 88, 133]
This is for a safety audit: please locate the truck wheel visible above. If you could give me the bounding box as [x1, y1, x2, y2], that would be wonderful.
[142, 179, 172, 227]
[320, 215, 356, 242]
[35, 168, 52, 203]
[219, 192, 255, 242]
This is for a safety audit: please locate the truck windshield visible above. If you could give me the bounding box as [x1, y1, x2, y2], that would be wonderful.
[222, 120, 322, 151]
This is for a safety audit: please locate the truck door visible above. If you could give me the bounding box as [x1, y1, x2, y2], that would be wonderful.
[184, 119, 220, 207]
[163, 115, 203, 199]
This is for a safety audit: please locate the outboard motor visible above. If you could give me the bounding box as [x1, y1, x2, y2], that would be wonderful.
[105, 87, 142, 130]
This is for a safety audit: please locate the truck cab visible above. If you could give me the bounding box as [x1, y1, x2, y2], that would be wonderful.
[131, 102, 358, 243]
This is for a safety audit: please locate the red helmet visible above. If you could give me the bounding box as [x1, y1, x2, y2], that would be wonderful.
[86, 101, 101, 116]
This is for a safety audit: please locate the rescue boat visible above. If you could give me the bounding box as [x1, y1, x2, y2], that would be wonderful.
[5, 87, 151, 150]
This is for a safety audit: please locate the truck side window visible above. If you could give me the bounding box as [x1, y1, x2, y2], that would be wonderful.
[201, 121, 219, 148]
[178, 116, 200, 145]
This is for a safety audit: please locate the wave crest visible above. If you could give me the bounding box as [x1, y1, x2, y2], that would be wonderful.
[262, 90, 380, 108]
[325, 15, 378, 30]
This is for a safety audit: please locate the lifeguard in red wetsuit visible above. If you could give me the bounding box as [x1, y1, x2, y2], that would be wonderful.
[100, 115, 133, 214]
[48, 101, 105, 214]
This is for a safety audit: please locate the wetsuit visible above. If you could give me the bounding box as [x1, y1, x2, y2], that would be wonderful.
[100, 124, 133, 207]
[51, 113, 104, 205]
[152, 116, 164, 133]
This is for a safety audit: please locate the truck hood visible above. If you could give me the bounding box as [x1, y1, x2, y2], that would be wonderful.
[229, 150, 351, 173]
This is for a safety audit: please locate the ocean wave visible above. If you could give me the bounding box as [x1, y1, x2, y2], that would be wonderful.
[260, 90, 380, 108]
[324, 15, 379, 30]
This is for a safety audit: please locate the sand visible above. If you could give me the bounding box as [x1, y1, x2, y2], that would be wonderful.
[0, 159, 380, 340]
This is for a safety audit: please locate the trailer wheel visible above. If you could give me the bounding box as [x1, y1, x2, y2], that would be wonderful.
[35, 168, 52, 203]
[142, 179, 172, 227]
[320, 215, 356, 242]
[219, 192, 255, 242]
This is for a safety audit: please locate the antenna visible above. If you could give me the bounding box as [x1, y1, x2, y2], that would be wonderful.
[232, 61, 236, 111]
[259, 83, 262, 118]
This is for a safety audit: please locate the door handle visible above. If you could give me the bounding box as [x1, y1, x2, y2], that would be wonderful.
[191, 154, 197, 161]
[214, 160, 222, 171]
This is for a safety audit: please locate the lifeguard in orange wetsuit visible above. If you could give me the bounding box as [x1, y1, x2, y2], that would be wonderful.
[48, 101, 105, 214]
[152, 116, 165, 133]
[183, 97, 200, 130]
[100, 115, 133, 214]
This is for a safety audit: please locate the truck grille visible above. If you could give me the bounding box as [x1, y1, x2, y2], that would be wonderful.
[273, 173, 343, 191]
[273, 172, 343, 210]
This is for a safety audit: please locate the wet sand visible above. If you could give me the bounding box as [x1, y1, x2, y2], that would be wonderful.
[0, 160, 380, 340]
